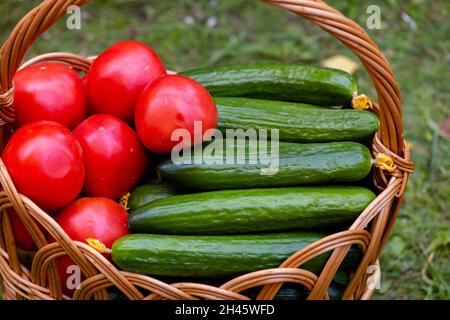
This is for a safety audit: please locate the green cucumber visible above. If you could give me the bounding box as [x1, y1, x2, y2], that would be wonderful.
[128, 186, 375, 234]
[215, 97, 379, 143]
[157, 141, 372, 191]
[244, 284, 344, 300]
[154, 270, 349, 288]
[112, 233, 361, 277]
[279, 285, 344, 300]
[128, 181, 180, 210]
[180, 64, 358, 106]
[106, 283, 341, 300]
[107, 277, 345, 300]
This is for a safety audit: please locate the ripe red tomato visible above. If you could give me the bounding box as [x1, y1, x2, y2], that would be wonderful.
[7, 208, 45, 251]
[53, 197, 129, 253]
[87, 40, 166, 123]
[13, 63, 87, 130]
[51, 197, 129, 296]
[73, 114, 148, 199]
[2, 121, 85, 211]
[80, 75, 88, 97]
[135, 75, 218, 154]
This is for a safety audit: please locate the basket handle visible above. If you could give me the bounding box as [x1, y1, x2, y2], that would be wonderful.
[0, 0, 405, 156]
[264, 0, 405, 155]
[0, 0, 404, 156]
[0, 0, 413, 301]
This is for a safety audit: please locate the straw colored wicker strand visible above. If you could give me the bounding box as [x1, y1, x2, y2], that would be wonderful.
[19, 52, 93, 73]
[0, 0, 413, 300]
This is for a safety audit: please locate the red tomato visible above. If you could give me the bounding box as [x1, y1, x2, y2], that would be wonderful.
[87, 40, 166, 123]
[13, 63, 87, 130]
[53, 197, 129, 254]
[80, 75, 88, 97]
[2, 121, 85, 211]
[51, 197, 129, 296]
[7, 208, 45, 251]
[73, 114, 148, 199]
[135, 75, 218, 154]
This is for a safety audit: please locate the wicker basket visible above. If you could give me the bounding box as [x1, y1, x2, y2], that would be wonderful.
[0, 0, 414, 300]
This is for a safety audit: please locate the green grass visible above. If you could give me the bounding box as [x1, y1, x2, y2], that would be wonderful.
[0, 0, 449, 300]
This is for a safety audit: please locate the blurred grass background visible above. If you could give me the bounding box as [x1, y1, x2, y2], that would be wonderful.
[0, 0, 448, 300]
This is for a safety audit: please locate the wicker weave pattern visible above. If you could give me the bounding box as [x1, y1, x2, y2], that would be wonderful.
[0, 0, 413, 300]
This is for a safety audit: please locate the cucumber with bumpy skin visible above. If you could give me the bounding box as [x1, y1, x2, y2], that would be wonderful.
[215, 97, 379, 143]
[128, 186, 375, 234]
[157, 140, 372, 191]
[111, 233, 361, 277]
[180, 64, 358, 106]
[128, 181, 180, 210]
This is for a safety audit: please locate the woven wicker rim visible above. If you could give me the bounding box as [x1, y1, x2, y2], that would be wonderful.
[0, 0, 413, 300]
